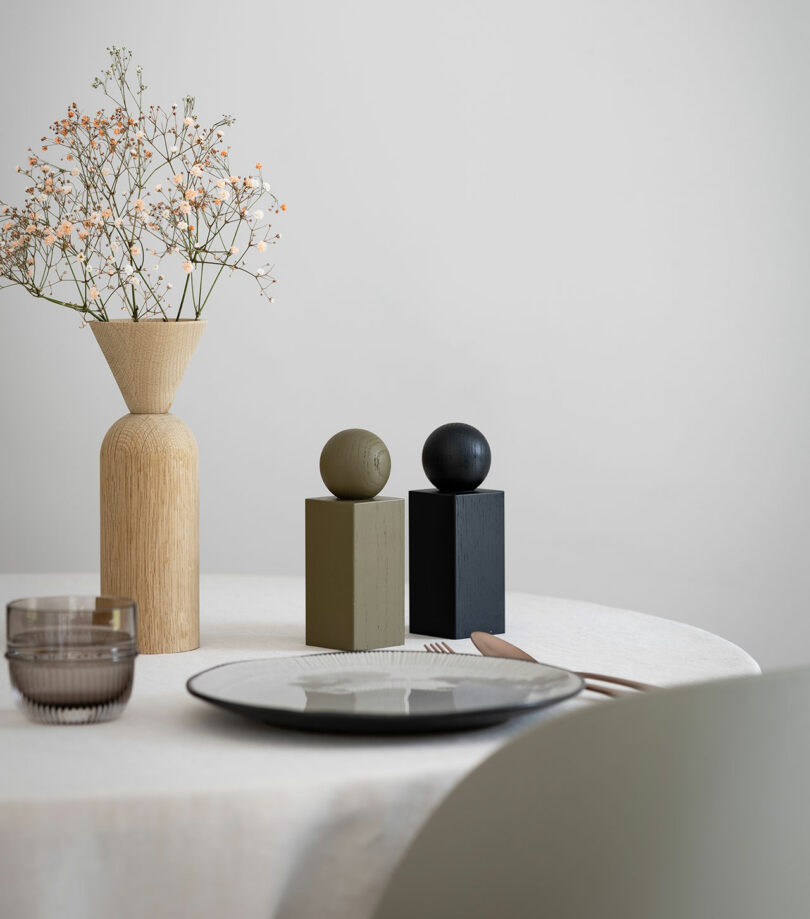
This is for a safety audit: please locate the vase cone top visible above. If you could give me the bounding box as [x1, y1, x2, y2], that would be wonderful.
[91, 319, 206, 414]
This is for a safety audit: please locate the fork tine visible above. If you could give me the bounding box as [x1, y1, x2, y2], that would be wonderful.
[424, 642, 456, 654]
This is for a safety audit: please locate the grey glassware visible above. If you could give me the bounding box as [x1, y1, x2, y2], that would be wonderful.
[5, 596, 137, 724]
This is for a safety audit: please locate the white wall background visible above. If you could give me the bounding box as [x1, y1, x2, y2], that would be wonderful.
[0, 0, 807, 669]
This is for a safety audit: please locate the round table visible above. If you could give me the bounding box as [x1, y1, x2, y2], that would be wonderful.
[0, 574, 759, 919]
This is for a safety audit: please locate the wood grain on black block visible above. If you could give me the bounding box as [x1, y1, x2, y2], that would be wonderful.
[409, 489, 505, 639]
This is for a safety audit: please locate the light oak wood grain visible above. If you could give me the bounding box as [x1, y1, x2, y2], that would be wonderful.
[91, 319, 206, 414]
[93, 318, 204, 654]
[100, 413, 199, 654]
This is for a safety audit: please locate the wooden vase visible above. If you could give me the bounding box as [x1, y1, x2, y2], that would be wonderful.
[91, 319, 205, 654]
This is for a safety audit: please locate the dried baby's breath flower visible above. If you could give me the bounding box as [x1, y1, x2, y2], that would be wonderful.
[0, 46, 283, 320]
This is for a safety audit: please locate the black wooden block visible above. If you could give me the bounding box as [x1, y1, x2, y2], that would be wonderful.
[409, 488, 505, 639]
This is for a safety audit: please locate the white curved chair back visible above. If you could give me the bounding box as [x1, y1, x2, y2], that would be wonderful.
[374, 668, 810, 919]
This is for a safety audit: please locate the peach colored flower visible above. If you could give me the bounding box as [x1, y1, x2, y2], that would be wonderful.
[255, 162, 262, 170]
[190, 164, 203, 177]
[184, 188, 197, 201]
[257, 240, 267, 252]
[182, 260, 194, 273]
[55, 221, 73, 238]
[229, 246, 239, 256]
[215, 179, 226, 189]
[172, 174, 184, 185]
[88, 286, 99, 299]
[130, 244, 141, 257]
[102, 209, 112, 218]
[183, 117, 194, 126]
[134, 199, 146, 212]
[43, 234, 56, 245]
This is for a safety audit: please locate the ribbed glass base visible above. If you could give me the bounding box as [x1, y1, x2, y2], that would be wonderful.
[10, 688, 131, 724]
[8, 653, 135, 725]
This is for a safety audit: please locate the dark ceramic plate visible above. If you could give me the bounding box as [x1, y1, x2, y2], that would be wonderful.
[186, 650, 583, 734]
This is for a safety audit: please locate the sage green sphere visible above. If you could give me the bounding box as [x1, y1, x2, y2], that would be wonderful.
[320, 428, 391, 499]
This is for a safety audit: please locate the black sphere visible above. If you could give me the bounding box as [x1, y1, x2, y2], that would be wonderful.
[422, 423, 492, 492]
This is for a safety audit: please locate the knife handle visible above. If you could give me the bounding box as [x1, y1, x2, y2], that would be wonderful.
[582, 681, 629, 699]
[578, 672, 656, 692]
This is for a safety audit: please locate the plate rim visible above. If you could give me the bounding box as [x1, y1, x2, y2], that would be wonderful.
[186, 650, 585, 728]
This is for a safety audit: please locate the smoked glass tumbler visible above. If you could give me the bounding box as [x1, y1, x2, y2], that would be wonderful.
[5, 596, 137, 724]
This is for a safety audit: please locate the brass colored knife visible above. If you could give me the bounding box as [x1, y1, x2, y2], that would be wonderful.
[470, 632, 657, 696]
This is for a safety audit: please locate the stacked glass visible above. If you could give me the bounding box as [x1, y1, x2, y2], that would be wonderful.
[5, 596, 137, 724]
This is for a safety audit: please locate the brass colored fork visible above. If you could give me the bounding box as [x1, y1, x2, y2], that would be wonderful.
[423, 641, 629, 699]
[424, 642, 456, 655]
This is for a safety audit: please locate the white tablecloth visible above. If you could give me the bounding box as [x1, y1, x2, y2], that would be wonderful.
[0, 574, 759, 919]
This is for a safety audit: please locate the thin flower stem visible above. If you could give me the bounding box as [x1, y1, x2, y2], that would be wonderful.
[176, 273, 191, 320]
[33, 290, 102, 321]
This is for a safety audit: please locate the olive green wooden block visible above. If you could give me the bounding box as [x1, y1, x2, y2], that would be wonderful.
[305, 496, 405, 651]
